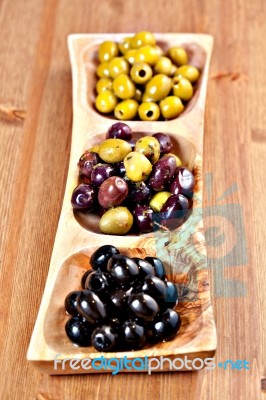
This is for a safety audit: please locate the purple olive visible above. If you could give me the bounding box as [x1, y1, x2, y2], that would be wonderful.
[170, 167, 195, 198]
[71, 183, 96, 212]
[106, 122, 132, 140]
[160, 194, 189, 229]
[78, 151, 100, 181]
[133, 204, 154, 233]
[152, 133, 173, 154]
[98, 176, 128, 209]
[149, 156, 177, 191]
[91, 163, 116, 187]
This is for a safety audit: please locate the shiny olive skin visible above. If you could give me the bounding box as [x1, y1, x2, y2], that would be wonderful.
[91, 163, 116, 187]
[133, 204, 154, 233]
[151, 308, 181, 341]
[65, 315, 92, 347]
[112, 74, 135, 99]
[114, 99, 138, 120]
[138, 102, 160, 121]
[160, 194, 189, 229]
[124, 49, 138, 64]
[90, 245, 119, 272]
[91, 325, 117, 352]
[106, 122, 132, 140]
[131, 31, 156, 49]
[173, 76, 194, 101]
[140, 276, 167, 303]
[130, 62, 153, 84]
[118, 37, 132, 55]
[134, 136, 160, 164]
[149, 191, 172, 212]
[124, 151, 152, 182]
[154, 56, 174, 76]
[175, 65, 200, 83]
[170, 167, 195, 198]
[98, 176, 128, 208]
[99, 206, 133, 235]
[107, 254, 139, 284]
[164, 281, 178, 308]
[168, 47, 188, 66]
[132, 258, 155, 278]
[98, 41, 119, 63]
[159, 96, 184, 119]
[145, 257, 166, 281]
[164, 153, 182, 167]
[152, 133, 173, 154]
[77, 290, 107, 324]
[144, 74, 172, 101]
[65, 290, 82, 315]
[95, 90, 118, 113]
[96, 62, 110, 79]
[71, 183, 96, 212]
[96, 77, 113, 94]
[109, 57, 129, 79]
[135, 45, 160, 66]
[81, 269, 94, 289]
[149, 155, 177, 191]
[128, 293, 159, 321]
[99, 138, 131, 163]
[86, 270, 113, 297]
[122, 319, 147, 350]
[78, 151, 100, 181]
[127, 181, 151, 204]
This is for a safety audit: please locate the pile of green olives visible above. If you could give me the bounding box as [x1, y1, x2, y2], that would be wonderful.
[94, 31, 200, 121]
[71, 123, 195, 235]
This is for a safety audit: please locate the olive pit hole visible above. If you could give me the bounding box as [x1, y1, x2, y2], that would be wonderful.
[146, 111, 153, 118]
[138, 69, 146, 77]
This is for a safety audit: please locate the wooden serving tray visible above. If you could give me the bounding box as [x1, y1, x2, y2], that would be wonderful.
[27, 33, 216, 374]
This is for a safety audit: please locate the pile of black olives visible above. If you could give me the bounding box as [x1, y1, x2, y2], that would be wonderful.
[95, 31, 200, 120]
[65, 245, 181, 352]
[71, 123, 195, 235]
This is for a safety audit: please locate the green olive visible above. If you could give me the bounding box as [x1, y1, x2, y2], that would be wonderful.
[163, 153, 182, 167]
[96, 78, 113, 94]
[88, 144, 100, 153]
[154, 56, 174, 76]
[112, 74, 135, 99]
[155, 45, 164, 58]
[95, 90, 118, 114]
[124, 49, 138, 65]
[138, 102, 160, 121]
[159, 96, 184, 119]
[98, 41, 119, 63]
[135, 136, 160, 164]
[130, 62, 153, 84]
[149, 191, 172, 212]
[118, 37, 132, 55]
[144, 74, 172, 102]
[134, 88, 142, 102]
[131, 31, 156, 49]
[175, 65, 200, 83]
[172, 76, 194, 101]
[99, 138, 132, 163]
[99, 206, 133, 235]
[114, 99, 138, 120]
[124, 151, 152, 182]
[109, 57, 129, 79]
[134, 45, 160, 66]
[168, 47, 188, 66]
[96, 62, 110, 78]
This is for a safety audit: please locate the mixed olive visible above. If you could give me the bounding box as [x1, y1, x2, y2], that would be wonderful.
[65, 245, 181, 351]
[71, 123, 195, 235]
[94, 31, 201, 121]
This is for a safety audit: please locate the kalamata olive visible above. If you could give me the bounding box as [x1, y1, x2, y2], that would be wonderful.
[133, 204, 154, 233]
[106, 122, 132, 140]
[98, 176, 128, 209]
[128, 293, 159, 321]
[152, 133, 173, 154]
[90, 245, 120, 272]
[127, 181, 151, 204]
[124, 151, 152, 182]
[71, 183, 96, 212]
[107, 254, 139, 284]
[78, 151, 100, 181]
[149, 155, 177, 191]
[91, 163, 116, 187]
[77, 290, 107, 324]
[115, 161, 126, 177]
[170, 167, 195, 198]
[160, 194, 189, 229]
[65, 315, 92, 347]
[99, 138, 132, 163]
[99, 206, 133, 235]
[134, 136, 160, 164]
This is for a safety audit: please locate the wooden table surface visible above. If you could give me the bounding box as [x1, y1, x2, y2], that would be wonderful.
[0, 0, 265, 399]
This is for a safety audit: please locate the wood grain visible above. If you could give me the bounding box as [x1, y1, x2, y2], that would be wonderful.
[0, 0, 265, 398]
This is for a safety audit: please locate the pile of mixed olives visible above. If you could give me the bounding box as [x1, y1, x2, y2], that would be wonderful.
[95, 31, 200, 121]
[65, 245, 181, 351]
[71, 123, 195, 235]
